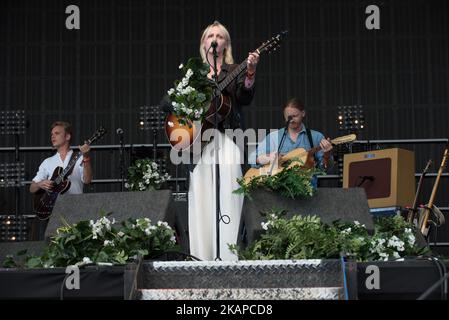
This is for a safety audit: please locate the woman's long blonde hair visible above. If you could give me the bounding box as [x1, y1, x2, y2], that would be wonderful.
[199, 21, 234, 64]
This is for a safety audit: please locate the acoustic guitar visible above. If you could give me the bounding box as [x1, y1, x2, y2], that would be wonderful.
[165, 31, 288, 152]
[243, 134, 356, 183]
[33, 127, 107, 220]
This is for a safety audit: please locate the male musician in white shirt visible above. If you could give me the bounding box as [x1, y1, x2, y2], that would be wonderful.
[30, 121, 92, 195]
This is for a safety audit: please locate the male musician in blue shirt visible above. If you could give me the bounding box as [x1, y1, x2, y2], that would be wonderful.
[248, 98, 333, 187]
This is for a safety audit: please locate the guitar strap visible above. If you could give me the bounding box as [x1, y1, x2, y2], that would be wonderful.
[305, 128, 319, 167]
[64, 150, 79, 178]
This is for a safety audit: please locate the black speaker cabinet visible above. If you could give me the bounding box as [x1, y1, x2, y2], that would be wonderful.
[343, 148, 415, 208]
[240, 187, 372, 246]
[46, 190, 176, 238]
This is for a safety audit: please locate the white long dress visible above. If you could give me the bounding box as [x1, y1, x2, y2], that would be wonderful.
[188, 132, 244, 261]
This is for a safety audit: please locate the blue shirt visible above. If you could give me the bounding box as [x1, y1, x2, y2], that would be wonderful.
[248, 125, 329, 187]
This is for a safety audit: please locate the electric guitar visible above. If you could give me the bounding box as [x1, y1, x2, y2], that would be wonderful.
[244, 134, 356, 183]
[419, 148, 448, 236]
[165, 30, 288, 152]
[33, 127, 107, 220]
[407, 159, 432, 225]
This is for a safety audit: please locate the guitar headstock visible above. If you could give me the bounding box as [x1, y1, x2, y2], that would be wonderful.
[442, 148, 449, 168]
[331, 134, 356, 145]
[86, 127, 107, 145]
[256, 30, 288, 55]
[422, 159, 433, 174]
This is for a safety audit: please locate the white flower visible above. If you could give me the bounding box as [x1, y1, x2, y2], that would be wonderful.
[185, 69, 193, 78]
[261, 221, 270, 230]
[407, 234, 416, 246]
[178, 63, 183, 69]
[341, 227, 352, 235]
[103, 240, 114, 247]
[170, 235, 176, 243]
[117, 231, 125, 237]
[353, 221, 366, 228]
[387, 236, 405, 252]
[144, 228, 152, 236]
[167, 88, 175, 95]
[82, 257, 92, 264]
[157, 221, 169, 227]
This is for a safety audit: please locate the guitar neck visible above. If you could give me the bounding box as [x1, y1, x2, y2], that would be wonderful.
[307, 136, 352, 156]
[411, 174, 426, 210]
[216, 61, 247, 94]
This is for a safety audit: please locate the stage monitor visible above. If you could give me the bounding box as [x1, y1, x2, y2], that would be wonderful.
[343, 148, 415, 208]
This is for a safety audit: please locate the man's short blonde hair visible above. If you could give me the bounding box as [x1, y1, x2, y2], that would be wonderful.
[51, 121, 72, 140]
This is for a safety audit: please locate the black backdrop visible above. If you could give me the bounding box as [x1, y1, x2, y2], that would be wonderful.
[0, 0, 448, 223]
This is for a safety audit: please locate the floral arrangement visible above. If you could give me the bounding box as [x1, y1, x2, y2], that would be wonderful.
[231, 209, 429, 262]
[125, 158, 170, 191]
[234, 164, 323, 199]
[3, 212, 179, 268]
[167, 57, 214, 125]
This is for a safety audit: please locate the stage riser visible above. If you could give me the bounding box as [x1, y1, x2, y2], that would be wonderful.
[142, 260, 343, 290]
[139, 287, 343, 300]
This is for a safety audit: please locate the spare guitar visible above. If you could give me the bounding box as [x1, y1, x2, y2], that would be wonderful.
[33, 127, 107, 220]
[419, 148, 448, 236]
[406, 159, 432, 225]
[243, 134, 356, 183]
[165, 30, 288, 152]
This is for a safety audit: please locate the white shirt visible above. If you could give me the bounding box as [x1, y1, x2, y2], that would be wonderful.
[32, 150, 85, 194]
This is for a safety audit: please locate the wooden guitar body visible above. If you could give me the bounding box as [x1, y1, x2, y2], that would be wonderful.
[164, 94, 232, 152]
[244, 148, 315, 183]
[243, 134, 356, 183]
[33, 167, 71, 220]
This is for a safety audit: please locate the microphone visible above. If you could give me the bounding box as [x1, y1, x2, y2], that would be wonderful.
[285, 115, 293, 126]
[116, 128, 124, 135]
[211, 40, 218, 49]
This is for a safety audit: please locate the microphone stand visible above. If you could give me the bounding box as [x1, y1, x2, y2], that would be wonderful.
[117, 129, 125, 192]
[211, 42, 222, 261]
[268, 117, 292, 175]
